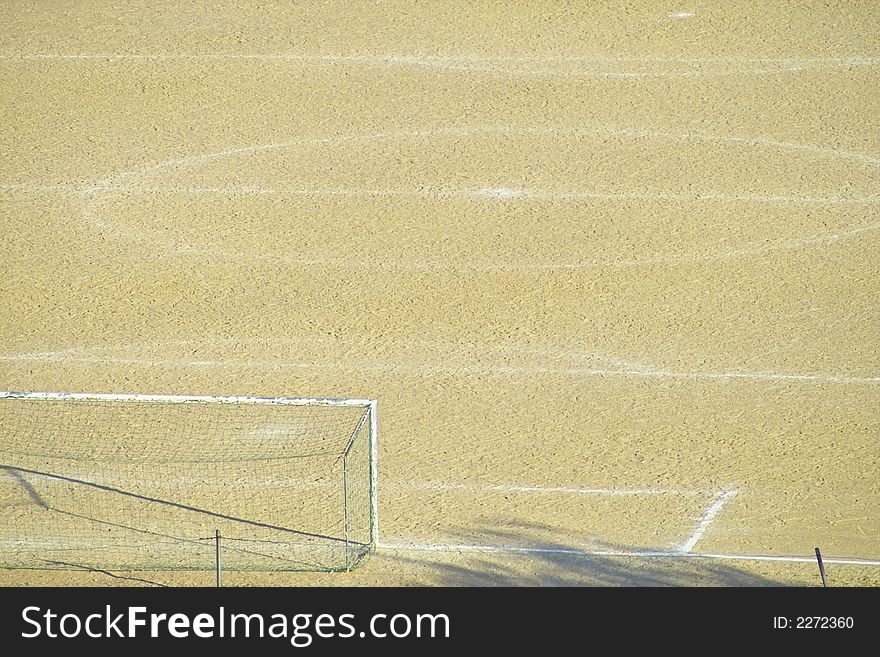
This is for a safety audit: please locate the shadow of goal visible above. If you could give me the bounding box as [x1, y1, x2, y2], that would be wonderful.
[0, 391, 377, 572]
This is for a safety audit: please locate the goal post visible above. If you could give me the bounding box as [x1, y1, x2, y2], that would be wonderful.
[0, 391, 378, 573]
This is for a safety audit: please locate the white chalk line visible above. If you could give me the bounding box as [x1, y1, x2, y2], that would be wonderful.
[82, 125, 880, 181]
[52, 124, 880, 271]
[72, 125, 880, 201]
[2, 349, 879, 384]
[377, 540, 880, 567]
[3, 53, 879, 64]
[678, 489, 738, 553]
[6, 182, 880, 207]
[1, 183, 83, 194]
[0, 335, 668, 377]
[2, 337, 878, 385]
[390, 481, 706, 496]
[1, 52, 878, 78]
[5, 472, 701, 497]
[0, 337, 660, 375]
[71, 219, 880, 272]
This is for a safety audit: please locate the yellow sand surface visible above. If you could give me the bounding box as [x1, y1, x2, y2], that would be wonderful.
[1, 1, 878, 585]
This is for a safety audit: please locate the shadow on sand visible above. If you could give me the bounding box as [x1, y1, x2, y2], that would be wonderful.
[385, 522, 785, 586]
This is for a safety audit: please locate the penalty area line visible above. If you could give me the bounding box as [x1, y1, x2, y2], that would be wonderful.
[390, 481, 708, 496]
[677, 489, 738, 553]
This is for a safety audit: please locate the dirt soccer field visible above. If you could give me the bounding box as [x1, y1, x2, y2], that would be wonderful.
[1, 1, 878, 586]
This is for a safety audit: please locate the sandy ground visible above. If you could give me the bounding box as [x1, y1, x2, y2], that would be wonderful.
[0, 1, 878, 586]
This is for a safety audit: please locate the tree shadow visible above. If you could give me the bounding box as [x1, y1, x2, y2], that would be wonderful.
[387, 522, 786, 586]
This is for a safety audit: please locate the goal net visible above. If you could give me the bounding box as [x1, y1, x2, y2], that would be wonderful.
[0, 391, 377, 573]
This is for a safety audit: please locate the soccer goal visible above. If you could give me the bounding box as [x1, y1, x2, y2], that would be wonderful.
[0, 391, 377, 573]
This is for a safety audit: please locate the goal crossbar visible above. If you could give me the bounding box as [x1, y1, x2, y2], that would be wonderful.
[0, 390, 374, 408]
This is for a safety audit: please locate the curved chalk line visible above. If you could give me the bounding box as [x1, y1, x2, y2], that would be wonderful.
[64, 124, 880, 271]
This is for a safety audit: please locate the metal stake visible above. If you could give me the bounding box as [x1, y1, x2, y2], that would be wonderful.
[216, 529, 222, 588]
[815, 547, 828, 587]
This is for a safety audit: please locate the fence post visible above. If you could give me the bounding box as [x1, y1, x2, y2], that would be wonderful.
[343, 451, 350, 571]
[215, 529, 222, 588]
[815, 547, 827, 587]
